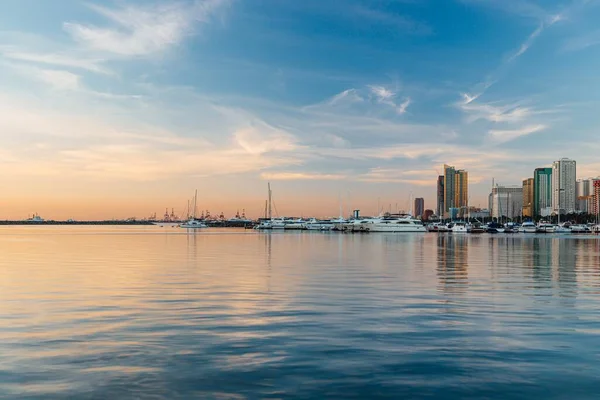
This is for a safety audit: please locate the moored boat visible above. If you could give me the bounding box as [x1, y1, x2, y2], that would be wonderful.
[346, 215, 426, 233]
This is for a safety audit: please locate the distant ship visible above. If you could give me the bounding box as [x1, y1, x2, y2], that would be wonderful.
[26, 213, 44, 223]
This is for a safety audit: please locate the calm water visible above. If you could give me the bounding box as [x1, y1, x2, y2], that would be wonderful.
[1, 227, 600, 399]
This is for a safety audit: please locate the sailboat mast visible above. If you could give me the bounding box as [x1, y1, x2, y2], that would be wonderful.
[268, 183, 272, 220]
[193, 190, 198, 220]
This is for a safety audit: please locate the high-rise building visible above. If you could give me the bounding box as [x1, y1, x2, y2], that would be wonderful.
[443, 165, 468, 217]
[533, 168, 552, 217]
[436, 175, 444, 217]
[491, 185, 523, 219]
[594, 180, 600, 217]
[552, 158, 577, 214]
[522, 178, 534, 218]
[576, 178, 600, 212]
[414, 198, 425, 218]
[577, 196, 594, 214]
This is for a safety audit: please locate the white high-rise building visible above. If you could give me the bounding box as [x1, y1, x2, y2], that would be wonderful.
[552, 158, 577, 214]
[491, 185, 523, 219]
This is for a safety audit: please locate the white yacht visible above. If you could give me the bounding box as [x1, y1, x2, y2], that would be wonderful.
[520, 221, 537, 233]
[555, 224, 572, 234]
[449, 221, 468, 233]
[254, 220, 273, 230]
[283, 218, 306, 230]
[346, 215, 426, 233]
[536, 222, 556, 233]
[570, 225, 591, 234]
[330, 217, 348, 231]
[179, 219, 208, 229]
[270, 217, 287, 229]
[304, 219, 335, 231]
[427, 222, 449, 232]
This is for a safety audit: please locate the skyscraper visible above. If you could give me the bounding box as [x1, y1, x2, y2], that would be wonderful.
[436, 175, 444, 217]
[414, 198, 424, 218]
[522, 178, 534, 218]
[552, 158, 577, 214]
[594, 181, 600, 218]
[443, 165, 468, 217]
[533, 168, 552, 217]
[491, 185, 523, 219]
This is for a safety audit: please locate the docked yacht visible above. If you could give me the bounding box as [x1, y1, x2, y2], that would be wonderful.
[270, 218, 287, 229]
[305, 219, 336, 231]
[555, 224, 572, 234]
[427, 222, 449, 232]
[283, 218, 306, 230]
[536, 222, 556, 233]
[449, 221, 468, 233]
[346, 215, 426, 233]
[486, 222, 505, 233]
[570, 225, 591, 234]
[520, 221, 537, 233]
[179, 219, 208, 229]
[467, 222, 485, 233]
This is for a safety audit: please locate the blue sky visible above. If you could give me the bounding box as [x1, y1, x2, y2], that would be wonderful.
[1, 0, 600, 218]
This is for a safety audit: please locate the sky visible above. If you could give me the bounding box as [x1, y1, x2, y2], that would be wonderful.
[2, 0, 600, 220]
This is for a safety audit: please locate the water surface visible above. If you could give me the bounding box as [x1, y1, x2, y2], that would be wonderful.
[1, 227, 600, 399]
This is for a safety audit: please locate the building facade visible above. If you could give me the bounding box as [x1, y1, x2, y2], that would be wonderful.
[414, 198, 425, 218]
[491, 185, 523, 220]
[522, 178, 534, 218]
[595, 180, 600, 217]
[443, 165, 468, 218]
[552, 158, 577, 214]
[533, 168, 552, 217]
[436, 175, 444, 217]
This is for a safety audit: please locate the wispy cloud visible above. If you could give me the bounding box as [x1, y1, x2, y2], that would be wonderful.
[460, 0, 558, 21]
[34, 69, 81, 91]
[397, 98, 411, 114]
[561, 29, 600, 52]
[460, 2, 565, 104]
[260, 172, 346, 181]
[63, 0, 229, 56]
[488, 124, 546, 143]
[0, 50, 109, 74]
[351, 5, 432, 35]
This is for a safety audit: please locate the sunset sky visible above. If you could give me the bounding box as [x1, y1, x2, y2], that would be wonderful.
[2, 0, 600, 220]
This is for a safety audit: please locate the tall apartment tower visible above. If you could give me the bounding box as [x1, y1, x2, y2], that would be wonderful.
[594, 180, 600, 217]
[522, 178, 534, 218]
[443, 165, 468, 217]
[414, 198, 425, 219]
[533, 168, 552, 217]
[552, 158, 577, 214]
[436, 176, 444, 217]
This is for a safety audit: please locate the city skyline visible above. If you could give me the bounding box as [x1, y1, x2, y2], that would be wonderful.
[3, 1, 600, 219]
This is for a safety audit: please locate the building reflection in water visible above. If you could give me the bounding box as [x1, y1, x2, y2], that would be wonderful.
[436, 234, 469, 295]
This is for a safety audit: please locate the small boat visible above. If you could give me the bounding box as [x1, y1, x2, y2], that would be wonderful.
[467, 223, 485, 234]
[179, 219, 208, 229]
[427, 222, 449, 232]
[284, 218, 307, 230]
[570, 225, 591, 234]
[520, 221, 537, 233]
[486, 222, 505, 234]
[555, 225, 571, 234]
[536, 221, 556, 233]
[450, 221, 468, 233]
